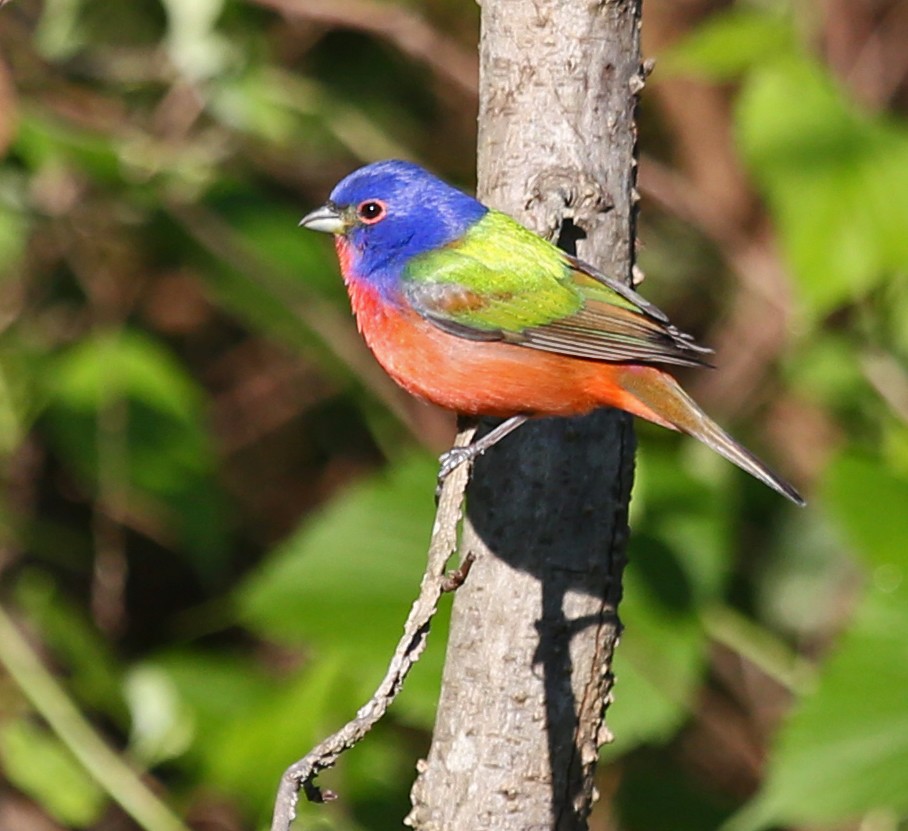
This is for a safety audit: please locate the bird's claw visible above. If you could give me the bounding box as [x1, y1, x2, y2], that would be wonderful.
[435, 447, 475, 501]
[441, 447, 471, 477]
[438, 446, 475, 480]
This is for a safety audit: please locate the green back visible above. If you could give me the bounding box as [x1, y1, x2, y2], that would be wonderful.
[401, 210, 711, 368]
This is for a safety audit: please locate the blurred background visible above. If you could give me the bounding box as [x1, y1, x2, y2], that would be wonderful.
[0, 0, 907, 829]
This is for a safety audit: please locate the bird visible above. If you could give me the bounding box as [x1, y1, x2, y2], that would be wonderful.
[299, 160, 804, 506]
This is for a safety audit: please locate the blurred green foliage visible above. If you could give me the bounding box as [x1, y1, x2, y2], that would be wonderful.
[1, 1, 907, 830]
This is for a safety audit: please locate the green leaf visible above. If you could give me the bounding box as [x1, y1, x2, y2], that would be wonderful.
[605, 570, 706, 752]
[124, 665, 195, 766]
[208, 656, 353, 819]
[239, 456, 438, 643]
[43, 329, 229, 573]
[151, 650, 277, 751]
[155, 647, 410, 825]
[782, 335, 867, 411]
[34, 0, 86, 60]
[726, 455, 908, 829]
[144, 650, 329, 819]
[662, 7, 795, 80]
[726, 598, 908, 830]
[737, 59, 908, 318]
[179, 200, 348, 369]
[238, 455, 448, 726]
[753, 508, 855, 642]
[46, 329, 203, 420]
[602, 440, 741, 754]
[632, 437, 737, 602]
[824, 452, 908, 572]
[210, 71, 303, 144]
[0, 720, 106, 827]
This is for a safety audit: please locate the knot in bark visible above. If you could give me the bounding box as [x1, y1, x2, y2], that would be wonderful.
[526, 167, 613, 240]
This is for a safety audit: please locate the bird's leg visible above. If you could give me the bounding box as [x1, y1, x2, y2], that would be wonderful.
[437, 415, 529, 483]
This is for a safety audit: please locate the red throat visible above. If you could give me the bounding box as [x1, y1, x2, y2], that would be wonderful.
[335, 236, 356, 285]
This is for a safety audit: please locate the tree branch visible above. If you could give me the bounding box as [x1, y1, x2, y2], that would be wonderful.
[407, 2, 642, 828]
[269, 424, 477, 831]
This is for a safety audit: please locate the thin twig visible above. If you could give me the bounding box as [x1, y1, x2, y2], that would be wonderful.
[0, 604, 189, 831]
[441, 551, 475, 592]
[269, 423, 478, 831]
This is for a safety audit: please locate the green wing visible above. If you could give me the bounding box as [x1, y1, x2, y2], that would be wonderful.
[401, 210, 712, 368]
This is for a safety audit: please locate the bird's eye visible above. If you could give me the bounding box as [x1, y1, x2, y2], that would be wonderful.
[356, 200, 386, 224]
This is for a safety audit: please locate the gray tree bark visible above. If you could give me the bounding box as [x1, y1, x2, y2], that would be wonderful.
[407, 2, 643, 830]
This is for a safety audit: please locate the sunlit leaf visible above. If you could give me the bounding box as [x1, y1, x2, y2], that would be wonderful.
[662, 7, 795, 79]
[737, 59, 908, 318]
[47, 329, 203, 420]
[726, 597, 908, 830]
[124, 665, 195, 766]
[825, 452, 908, 572]
[727, 455, 908, 830]
[239, 454, 448, 725]
[207, 656, 356, 820]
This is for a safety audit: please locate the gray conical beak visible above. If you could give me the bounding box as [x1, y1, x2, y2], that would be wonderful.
[299, 203, 346, 234]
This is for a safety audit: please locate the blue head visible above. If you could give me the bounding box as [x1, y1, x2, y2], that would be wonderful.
[300, 160, 487, 294]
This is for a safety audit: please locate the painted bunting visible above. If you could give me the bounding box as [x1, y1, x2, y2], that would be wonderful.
[300, 160, 804, 505]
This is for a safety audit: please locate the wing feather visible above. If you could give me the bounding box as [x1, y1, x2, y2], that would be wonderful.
[401, 210, 713, 369]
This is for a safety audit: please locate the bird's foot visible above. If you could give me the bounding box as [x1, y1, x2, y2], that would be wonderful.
[434, 416, 530, 501]
[435, 446, 479, 501]
[438, 446, 477, 481]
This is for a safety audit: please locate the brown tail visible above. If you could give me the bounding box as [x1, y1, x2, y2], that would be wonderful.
[616, 367, 805, 506]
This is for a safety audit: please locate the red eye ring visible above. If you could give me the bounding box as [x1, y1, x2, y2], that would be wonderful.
[356, 199, 387, 224]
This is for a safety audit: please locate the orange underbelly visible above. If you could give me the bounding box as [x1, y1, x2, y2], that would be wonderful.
[355, 298, 636, 418]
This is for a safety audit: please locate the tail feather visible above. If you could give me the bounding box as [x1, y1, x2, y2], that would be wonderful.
[617, 367, 805, 506]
